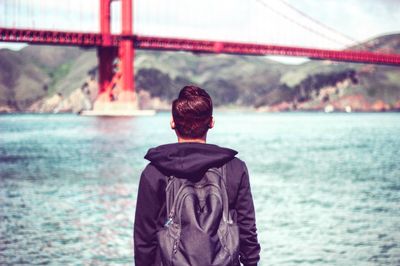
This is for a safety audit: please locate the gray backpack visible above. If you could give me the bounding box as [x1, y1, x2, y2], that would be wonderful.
[157, 165, 240, 266]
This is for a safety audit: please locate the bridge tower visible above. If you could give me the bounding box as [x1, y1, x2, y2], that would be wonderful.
[94, 0, 137, 113]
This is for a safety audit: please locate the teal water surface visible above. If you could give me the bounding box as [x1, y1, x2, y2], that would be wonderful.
[0, 112, 399, 265]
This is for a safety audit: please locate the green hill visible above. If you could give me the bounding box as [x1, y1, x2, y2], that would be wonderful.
[0, 46, 84, 111]
[0, 49, 49, 111]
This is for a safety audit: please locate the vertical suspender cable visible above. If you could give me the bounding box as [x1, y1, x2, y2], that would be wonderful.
[135, 0, 138, 33]
[49, 0, 52, 30]
[14, 0, 18, 28]
[27, 0, 31, 28]
[245, 0, 249, 43]
[52, 0, 54, 30]
[91, 0, 94, 32]
[30, 0, 33, 28]
[82, 0, 85, 31]
[81, 1, 86, 31]
[20, 0, 23, 28]
[67, 0, 70, 31]
[10, 0, 12, 27]
[13, 0, 15, 27]
[86, 0, 89, 32]
[1, 0, 4, 26]
[17, 0, 20, 27]
[22, 0, 25, 28]
[43, 0, 47, 30]
[32, 0, 34, 28]
[80, 0, 84, 31]
[43, 0, 46, 29]
[25, 0, 28, 28]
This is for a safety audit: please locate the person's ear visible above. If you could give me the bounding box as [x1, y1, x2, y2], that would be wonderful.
[209, 117, 215, 129]
[170, 117, 176, 129]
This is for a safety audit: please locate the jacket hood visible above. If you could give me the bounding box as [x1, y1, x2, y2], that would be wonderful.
[144, 142, 237, 180]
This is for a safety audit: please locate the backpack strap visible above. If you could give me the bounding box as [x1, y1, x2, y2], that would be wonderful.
[221, 164, 227, 187]
[165, 175, 176, 220]
[219, 164, 232, 224]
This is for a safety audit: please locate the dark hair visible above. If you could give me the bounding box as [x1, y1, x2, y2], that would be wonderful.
[172, 86, 213, 139]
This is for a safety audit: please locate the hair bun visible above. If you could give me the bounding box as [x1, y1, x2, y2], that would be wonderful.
[179, 85, 209, 99]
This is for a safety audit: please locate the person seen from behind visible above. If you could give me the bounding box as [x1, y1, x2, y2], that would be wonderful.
[134, 85, 261, 265]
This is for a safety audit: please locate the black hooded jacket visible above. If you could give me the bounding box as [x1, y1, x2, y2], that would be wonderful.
[134, 143, 261, 266]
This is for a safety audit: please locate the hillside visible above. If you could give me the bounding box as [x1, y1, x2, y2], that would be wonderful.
[256, 34, 400, 111]
[0, 33, 399, 113]
[0, 49, 48, 111]
[0, 46, 84, 112]
[134, 51, 290, 106]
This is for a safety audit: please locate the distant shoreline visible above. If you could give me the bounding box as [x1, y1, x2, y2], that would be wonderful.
[1, 109, 399, 115]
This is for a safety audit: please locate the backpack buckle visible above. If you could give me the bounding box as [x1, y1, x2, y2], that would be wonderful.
[164, 218, 173, 227]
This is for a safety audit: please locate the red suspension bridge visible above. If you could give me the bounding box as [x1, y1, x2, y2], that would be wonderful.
[1, 0, 399, 113]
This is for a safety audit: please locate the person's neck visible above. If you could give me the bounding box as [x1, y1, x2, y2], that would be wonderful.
[177, 137, 206, 143]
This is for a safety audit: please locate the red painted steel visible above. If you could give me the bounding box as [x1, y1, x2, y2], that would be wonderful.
[97, 0, 115, 103]
[100, 0, 112, 47]
[1, 27, 399, 66]
[134, 36, 400, 65]
[97, 46, 117, 96]
[119, 0, 134, 101]
[95, 0, 135, 109]
[0, 27, 104, 46]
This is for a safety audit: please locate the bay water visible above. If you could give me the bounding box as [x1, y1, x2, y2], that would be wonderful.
[0, 112, 399, 265]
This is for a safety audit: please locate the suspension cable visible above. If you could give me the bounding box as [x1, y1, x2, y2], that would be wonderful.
[278, 0, 359, 46]
[254, 0, 351, 47]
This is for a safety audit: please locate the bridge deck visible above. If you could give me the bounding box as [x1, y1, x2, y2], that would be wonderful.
[1, 27, 400, 66]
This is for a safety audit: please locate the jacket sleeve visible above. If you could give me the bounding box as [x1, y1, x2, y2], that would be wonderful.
[134, 167, 164, 266]
[235, 161, 261, 266]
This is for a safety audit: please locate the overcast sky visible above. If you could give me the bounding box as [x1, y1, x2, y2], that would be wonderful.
[0, 0, 399, 54]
